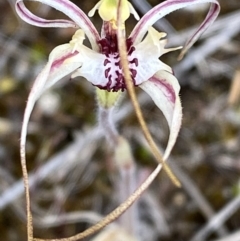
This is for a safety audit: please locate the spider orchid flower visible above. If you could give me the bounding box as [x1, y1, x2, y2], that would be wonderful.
[16, 0, 220, 161]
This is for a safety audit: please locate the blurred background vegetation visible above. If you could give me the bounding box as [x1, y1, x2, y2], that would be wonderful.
[0, 0, 240, 240]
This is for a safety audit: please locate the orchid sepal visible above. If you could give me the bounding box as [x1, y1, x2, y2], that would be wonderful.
[20, 40, 84, 171]
[15, 0, 101, 51]
[139, 70, 182, 161]
[130, 0, 220, 58]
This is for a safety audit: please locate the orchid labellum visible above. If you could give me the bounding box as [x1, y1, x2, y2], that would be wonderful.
[15, 0, 220, 240]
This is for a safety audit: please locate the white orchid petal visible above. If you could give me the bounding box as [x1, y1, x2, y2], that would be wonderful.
[158, 61, 174, 74]
[134, 28, 179, 85]
[15, 0, 100, 51]
[20, 44, 82, 175]
[139, 70, 182, 160]
[130, 0, 220, 57]
[163, 46, 182, 55]
[134, 51, 164, 85]
[145, 28, 183, 55]
[70, 47, 107, 87]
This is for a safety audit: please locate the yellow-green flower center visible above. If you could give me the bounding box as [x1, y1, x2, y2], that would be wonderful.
[88, 0, 139, 29]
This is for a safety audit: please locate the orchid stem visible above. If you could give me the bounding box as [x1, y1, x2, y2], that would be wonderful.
[20, 148, 33, 241]
[98, 106, 119, 147]
[33, 165, 162, 241]
[117, 0, 181, 187]
[118, 156, 138, 236]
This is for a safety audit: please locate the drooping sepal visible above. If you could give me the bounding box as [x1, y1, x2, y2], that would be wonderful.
[20, 43, 83, 177]
[139, 70, 182, 160]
